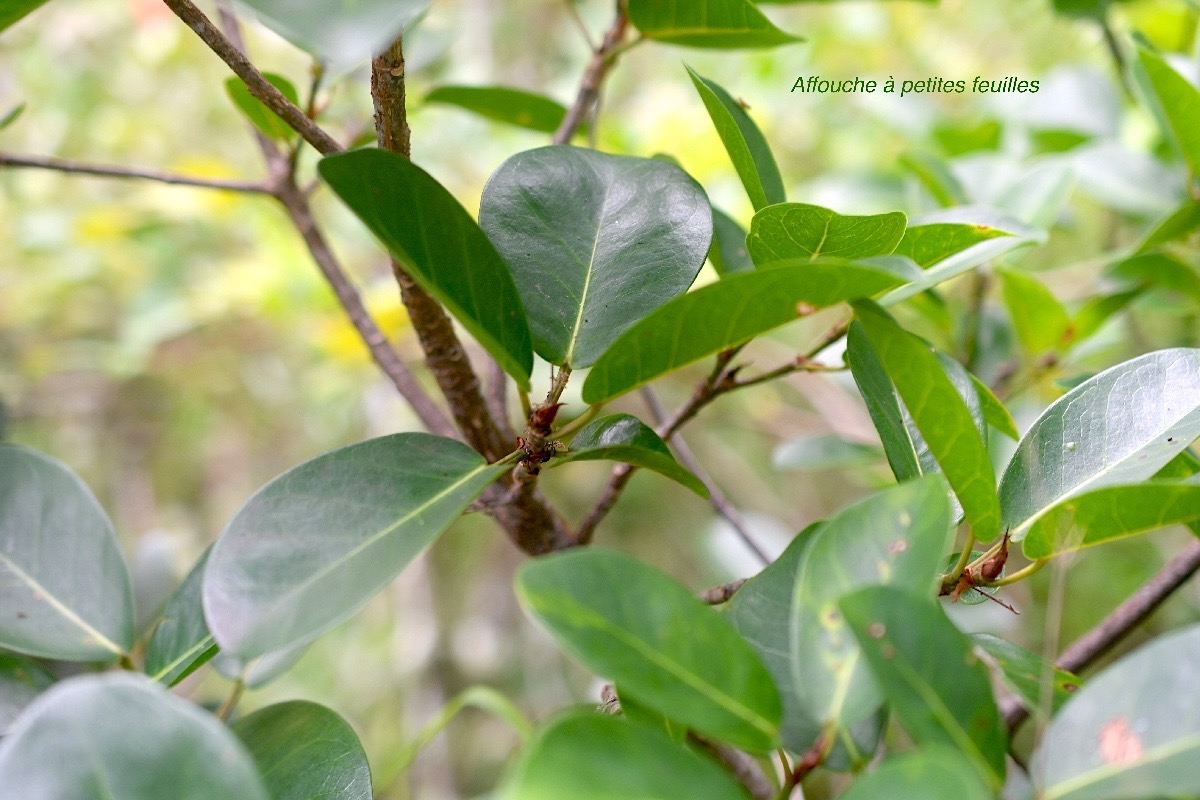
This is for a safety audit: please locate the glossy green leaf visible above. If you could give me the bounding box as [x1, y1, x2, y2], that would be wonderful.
[971, 633, 1080, 716]
[0, 673, 268, 800]
[145, 549, 217, 687]
[791, 479, 953, 760]
[628, 0, 801, 49]
[0, 444, 134, 662]
[853, 303, 1002, 540]
[581, 259, 903, 404]
[319, 149, 533, 389]
[0, 0, 48, 32]
[838, 746, 993, 800]
[1000, 349, 1200, 538]
[772, 434, 883, 471]
[1110, 252, 1200, 303]
[1021, 480, 1200, 559]
[548, 414, 707, 497]
[841, 586, 1007, 789]
[424, 85, 570, 134]
[233, 0, 429, 71]
[0, 651, 53, 733]
[847, 322, 927, 484]
[1137, 48, 1200, 172]
[503, 713, 750, 800]
[516, 548, 781, 753]
[687, 67, 785, 211]
[998, 267, 1072, 354]
[1136, 199, 1200, 253]
[746, 203, 907, 265]
[894, 223, 1013, 268]
[231, 701, 372, 800]
[709, 207, 754, 276]
[225, 73, 299, 141]
[479, 146, 710, 368]
[972, 373, 1020, 440]
[1036, 623, 1200, 800]
[204, 433, 508, 660]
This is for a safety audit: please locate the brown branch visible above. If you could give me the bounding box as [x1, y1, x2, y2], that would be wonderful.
[0, 152, 270, 193]
[691, 737, 775, 800]
[161, 0, 342, 155]
[552, 2, 629, 145]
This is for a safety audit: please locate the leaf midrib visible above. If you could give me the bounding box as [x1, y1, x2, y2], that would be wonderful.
[1043, 732, 1200, 799]
[563, 180, 612, 367]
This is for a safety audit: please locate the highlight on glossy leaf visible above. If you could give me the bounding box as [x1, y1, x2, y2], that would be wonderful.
[747, 203, 907, 264]
[628, 0, 802, 49]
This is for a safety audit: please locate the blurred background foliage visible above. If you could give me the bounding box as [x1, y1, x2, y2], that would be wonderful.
[2, 0, 1199, 797]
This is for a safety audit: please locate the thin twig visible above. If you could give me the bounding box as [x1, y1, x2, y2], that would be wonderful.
[0, 152, 270, 192]
[552, 2, 629, 145]
[692, 737, 775, 800]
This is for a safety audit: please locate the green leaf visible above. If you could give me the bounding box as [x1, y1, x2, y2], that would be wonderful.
[548, 414, 707, 497]
[997, 267, 1072, 354]
[1136, 200, 1200, 253]
[0, 444, 134, 662]
[894, 223, 1013, 269]
[1021, 480, 1200, 559]
[479, 146, 711, 369]
[999, 348, 1200, 538]
[971, 634, 1080, 716]
[628, 0, 801, 49]
[847, 323, 928, 484]
[1036, 623, 1200, 800]
[853, 303, 1002, 541]
[898, 152, 968, 208]
[503, 713, 750, 800]
[319, 149, 534, 389]
[1137, 48, 1200, 173]
[838, 746, 993, 800]
[203, 433, 508, 660]
[841, 585, 1007, 789]
[0, 673, 268, 800]
[424, 85, 571, 134]
[225, 73, 299, 142]
[580, 259, 903, 404]
[1066, 288, 1143, 347]
[746, 203, 907, 264]
[231, 701, 372, 800]
[516, 548, 781, 753]
[215, 641, 309, 689]
[232, 0, 430, 71]
[772, 434, 883, 471]
[0, 0, 48, 32]
[1110, 252, 1200, 303]
[686, 67, 786, 211]
[0, 651, 53, 733]
[709, 207, 754, 276]
[791, 479, 953, 760]
[0, 102, 25, 131]
[145, 549, 218, 687]
[972, 373, 1020, 440]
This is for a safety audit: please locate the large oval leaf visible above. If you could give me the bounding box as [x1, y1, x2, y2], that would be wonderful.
[628, 0, 801, 49]
[687, 67, 786, 211]
[1000, 348, 1200, 538]
[516, 548, 781, 753]
[841, 586, 1007, 790]
[425, 85, 570, 134]
[0, 673, 268, 800]
[0, 651, 53, 734]
[319, 149, 533, 389]
[1036, 623, 1200, 800]
[838, 746, 993, 800]
[580, 259, 903, 404]
[503, 713, 749, 800]
[232, 701, 372, 800]
[548, 414, 707, 497]
[746, 203, 907, 264]
[0, 444, 134, 662]
[479, 146, 711, 369]
[791, 478, 952, 761]
[145, 548, 218, 686]
[204, 433, 509, 660]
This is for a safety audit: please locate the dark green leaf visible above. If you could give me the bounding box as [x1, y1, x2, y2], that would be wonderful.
[972, 634, 1080, 716]
[225, 73, 299, 141]
[1036, 623, 1200, 800]
[847, 323, 927, 484]
[838, 746, 993, 800]
[628, 0, 801, 49]
[424, 85, 571, 134]
[772, 435, 883, 471]
[516, 548, 781, 753]
[1137, 48, 1200, 172]
[319, 149, 533, 389]
[479, 146, 711, 368]
[709, 207, 754, 276]
[0, 0, 48, 32]
[997, 267, 1072, 354]
[145, 549, 217, 687]
[581, 259, 903, 404]
[972, 373, 1020, 440]
[746, 203, 907, 264]
[0, 673, 267, 799]
[548, 414, 707, 497]
[204, 433, 508, 660]
[841, 586, 1007, 789]
[503, 713, 750, 800]
[0, 651, 53, 733]
[894, 223, 1013, 269]
[231, 701, 371, 800]
[0, 444, 134, 662]
[999, 349, 1200, 539]
[853, 303, 1002, 541]
[687, 67, 786, 210]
